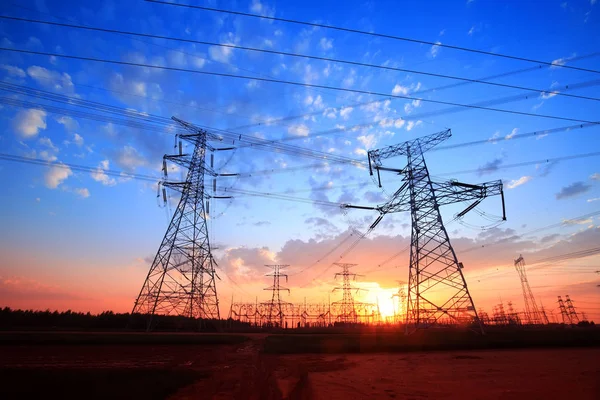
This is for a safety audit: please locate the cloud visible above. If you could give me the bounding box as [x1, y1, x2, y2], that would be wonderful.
[468, 26, 476, 35]
[403, 99, 422, 114]
[562, 217, 592, 226]
[75, 188, 90, 198]
[429, 41, 442, 58]
[320, 37, 333, 50]
[250, 0, 275, 17]
[253, 221, 271, 227]
[27, 66, 75, 94]
[590, 173, 600, 181]
[91, 160, 116, 186]
[340, 106, 353, 120]
[357, 134, 376, 149]
[405, 120, 422, 131]
[45, 164, 72, 189]
[551, 57, 567, 68]
[112, 146, 147, 172]
[392, 84, 409, 96]
[1, 64, 26, 78]
[506, 176, 532, 189]
[13, 109, 47, 139]
[587, 198, 600, 203]
[477, 158, 503, 176]
[505, 128, 518, 140]
[555, 181, 592, 199]
[208, 33, 239, 63]
[288, 124, 310, 136]
[73, 133, 84, 147]
[56, 116, 80, 132]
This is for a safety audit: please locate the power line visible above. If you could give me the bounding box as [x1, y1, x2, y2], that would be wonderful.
[145, 0, 600, 75]
[2, 15, 599, 103]
[1, 47, 597, 125]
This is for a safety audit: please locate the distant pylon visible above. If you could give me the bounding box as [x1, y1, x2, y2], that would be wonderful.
[345, 129, 506, 333]
[392, 280, 407, 324]
[332, 263, 362, 323]
[132, 117, 233, 329]
[564, 295, 580, 324]
[514, 255, 548, 324]
[557, 296, 571, 324]
[262, 265, 290, 327]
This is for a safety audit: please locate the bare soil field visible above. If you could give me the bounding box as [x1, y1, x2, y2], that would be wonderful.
[0, 332, 598, 399]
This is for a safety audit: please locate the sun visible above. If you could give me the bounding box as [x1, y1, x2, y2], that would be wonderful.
[378, 298, 396, 319]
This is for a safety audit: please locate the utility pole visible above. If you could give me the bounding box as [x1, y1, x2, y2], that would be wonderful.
[132, 117, 233, 330]
[514, 255, 548, 324]
[344, 129, 505, 333]
[332, 263, 363, 323]
[565, 295, 580, 324]
[262, 265, 290, 327]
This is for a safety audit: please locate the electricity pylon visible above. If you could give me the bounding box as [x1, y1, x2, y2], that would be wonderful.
[132, 117, 232, 329]
[262, 265, 290, 327]
[392, 280, 407, 324]
[344, 129, 506, 333]
[332, 263, 362, 323]
[558, 296, 571, 324]
[565, 295, 580, 324]
[514, 255, 548, 324]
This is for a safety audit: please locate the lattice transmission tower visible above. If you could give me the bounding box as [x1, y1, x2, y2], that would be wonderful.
[262, 265, 291, 327]
[332, 263, 363, 323]
[345, 129, 506, 333]
[132, 117, 233, 328]
[392, 280, 407, 324]
[514, 255, 548, 324]
[565, 295, 580, 324]
[557, 296, 571, 324]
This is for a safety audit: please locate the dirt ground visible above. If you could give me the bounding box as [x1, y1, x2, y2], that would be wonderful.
[1, 337, 599, 399]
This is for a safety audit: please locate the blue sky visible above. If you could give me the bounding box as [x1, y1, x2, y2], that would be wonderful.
[0, 0, 599, 319]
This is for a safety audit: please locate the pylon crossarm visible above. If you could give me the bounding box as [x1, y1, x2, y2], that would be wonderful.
[430, 179, 503, 207]
[172, 116, 222, 142]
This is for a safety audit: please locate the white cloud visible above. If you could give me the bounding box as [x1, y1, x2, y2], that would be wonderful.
[354, 148, 367, 156]
[342, 70, 356, 87]
[507, 176, 532, 189]
[167, 50, 187, 67]
[92, 160, 116, 186]
[340, 106, 353, 120]
[45, 164, 72, 189]
[392, 84, 409, 96]
[250, 0, 275, 17]
[114, 146, 146, 172]
[27, 66, 75, 94]
[357, 134, 376, 149]
[429, 41, 442, 58]
[13, 109, 47, 139]
[56, 116, 79, 132]
[439, 29, 446, 36]
[468, 26, 476, 35]
[245, 80, 259, 90]
[73, 133, 84, 147]
[587, 198, 600, 203]
[394, 119, 405, 129]
[323, 108, 337, 119]
[320, 37, 333, 50]
[405, 120, 422, 131]
[75, 188, 90, 198]
[39, 137, 58, 153]
[404, 99, 422, 114]
[1, 64, 26, 78]
[590, 173, 600, 181]
[288, 124, 309, 136]
[505, 128, 518, 140]
[551, 57, 567, 68]
[208, 33, 239, 63]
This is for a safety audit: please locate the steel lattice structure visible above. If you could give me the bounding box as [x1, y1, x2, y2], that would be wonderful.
[514, 255, 548, 324]
[564, 295, 580, 324]
[132, 117, 229, 328]
[558, 296, 571, 324]
[345, 129, 506, 333]
[331, 263, 363, 323]
[262, 264, 291, 327]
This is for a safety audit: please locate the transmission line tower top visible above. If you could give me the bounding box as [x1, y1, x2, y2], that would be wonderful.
[368, 129, 451, 175]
